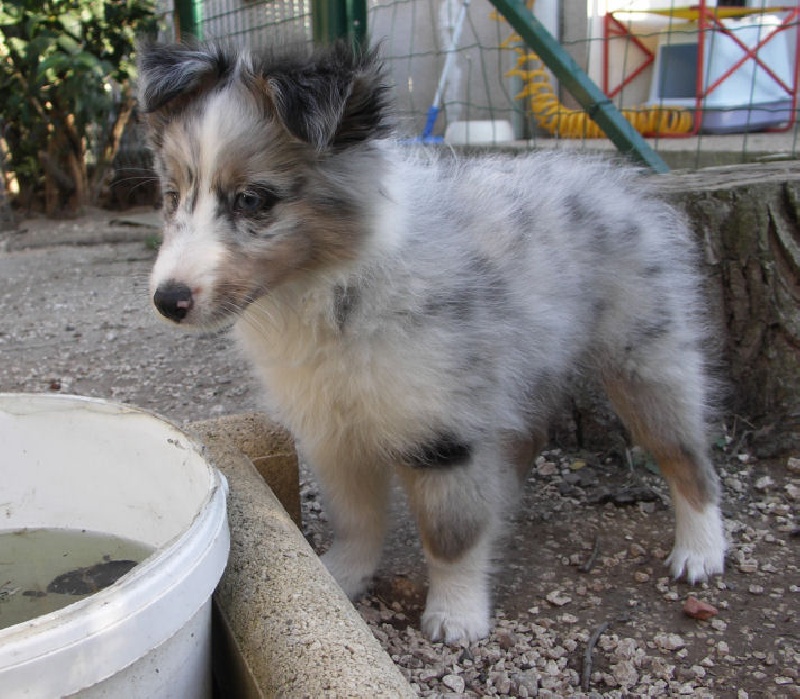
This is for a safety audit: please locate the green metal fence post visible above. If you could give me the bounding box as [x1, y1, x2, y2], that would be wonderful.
[312, 0, 367, 48]
[347, 0, 367, 47]
[174, 0, 203, 40]
[488, 0, 669, 173]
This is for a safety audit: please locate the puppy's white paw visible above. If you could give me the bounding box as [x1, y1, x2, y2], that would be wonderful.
[320, 545, 376, 599]
[668, 501, 726, 583]
[667, 545, 725, 583]
[422, 583, 491, 643]
[422, 607, 491, 643]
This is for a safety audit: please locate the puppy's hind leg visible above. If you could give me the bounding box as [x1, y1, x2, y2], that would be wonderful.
[602, 347, 726, 583]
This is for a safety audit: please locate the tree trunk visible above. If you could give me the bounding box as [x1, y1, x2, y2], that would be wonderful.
[562, 163, 800, 458]
[0, 163, 15, 233]
[64, 113, 88, 215]
[660, 163, 800, 456]
[91, 92, 134, 205]
[42, 111, 89, 217]
[41, 137, 69, 217]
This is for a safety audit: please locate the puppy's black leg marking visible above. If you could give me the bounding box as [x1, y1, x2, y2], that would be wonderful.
[405, 434, 472, 469]
[333, 284, 359, 332]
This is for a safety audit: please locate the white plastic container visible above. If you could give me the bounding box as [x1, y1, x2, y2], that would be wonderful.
[648, 14, 796, 133]
[0, 394, 230, 698]
[444, 120, 515, 145]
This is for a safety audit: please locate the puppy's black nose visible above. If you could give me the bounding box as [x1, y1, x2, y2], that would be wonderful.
[153, 282, 194, 323]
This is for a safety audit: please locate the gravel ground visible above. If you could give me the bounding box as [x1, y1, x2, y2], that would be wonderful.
[1, 209, 798, 698]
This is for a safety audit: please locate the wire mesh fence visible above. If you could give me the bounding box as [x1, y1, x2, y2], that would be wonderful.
[370, 0, 530, 138]
[200, 0, 312, 48]
[155, 0, 312, 47]
[153, 0, 800, 170]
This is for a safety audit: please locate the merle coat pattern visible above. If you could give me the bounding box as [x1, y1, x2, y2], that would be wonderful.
[138, 42, 726, 642]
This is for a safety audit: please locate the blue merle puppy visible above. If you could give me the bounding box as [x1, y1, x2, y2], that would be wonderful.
[138, 41, 725, 642]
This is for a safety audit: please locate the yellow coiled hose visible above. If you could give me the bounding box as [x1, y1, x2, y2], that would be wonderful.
[500, 40, 694, 138]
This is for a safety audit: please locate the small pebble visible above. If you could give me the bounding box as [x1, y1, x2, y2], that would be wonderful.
[684, 596, 718, 621]
[738, 559, 760, 574]
[545, 590, 572, 606]
[537, 461, 558, 476]
[441, 674, 465, 693]
[612, 659, 638, 688]
[754, 476, 774, 491]
[655, 633, 686, 651]
[517, 669, 539, 695]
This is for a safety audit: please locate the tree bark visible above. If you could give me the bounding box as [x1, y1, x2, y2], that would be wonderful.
[660, 163, 800, 456]
[91, 91, 134, 204]
[562, 162, 800, 457]
[41, 109, 88, 217]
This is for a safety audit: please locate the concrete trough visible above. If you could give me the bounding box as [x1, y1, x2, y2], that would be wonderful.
[190, 414, 414, 697]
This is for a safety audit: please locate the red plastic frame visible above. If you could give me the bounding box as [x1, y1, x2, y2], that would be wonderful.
[603, 2, 800, 135]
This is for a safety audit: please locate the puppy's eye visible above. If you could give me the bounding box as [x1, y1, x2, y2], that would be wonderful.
[233, 189, 280, 216]
[234, 191, 262, 213]
[164, 191, 179, 216]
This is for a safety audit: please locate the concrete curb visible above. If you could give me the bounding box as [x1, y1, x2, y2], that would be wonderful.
[192, 413, 302, 526]
[190, 415, 415, 698]
[4, 208, 161, 251]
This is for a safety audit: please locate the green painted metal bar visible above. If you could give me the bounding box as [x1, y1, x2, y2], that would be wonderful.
[312, 0, 366, 48]
[488, 0, 669, 173]
[192, 0, 204, 40]
[347, 0, 367, 48]
[312, 0, 346, 45]
[174, 0, 203, 40]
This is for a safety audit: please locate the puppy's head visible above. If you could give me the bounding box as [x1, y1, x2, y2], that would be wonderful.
[137, 41, 389, 329]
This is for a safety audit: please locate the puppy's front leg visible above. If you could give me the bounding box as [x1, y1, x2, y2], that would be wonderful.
[316, 457, 391, 599]
[399, 447, 506, 643]
[422, 532, 495, 643]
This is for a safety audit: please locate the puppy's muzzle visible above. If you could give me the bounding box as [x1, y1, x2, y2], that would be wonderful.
[153, 281, 194, 323]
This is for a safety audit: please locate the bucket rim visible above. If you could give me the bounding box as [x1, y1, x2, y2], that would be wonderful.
[0, 394, 230, 695]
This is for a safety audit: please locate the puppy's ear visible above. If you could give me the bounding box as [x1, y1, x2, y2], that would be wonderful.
[137, 41, 234, 115]
[266, 43, 389, 150]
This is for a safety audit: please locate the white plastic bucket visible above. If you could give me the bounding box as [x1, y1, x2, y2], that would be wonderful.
[0, 394, 230, 698]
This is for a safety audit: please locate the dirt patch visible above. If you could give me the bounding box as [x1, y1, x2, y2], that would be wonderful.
[302, 449, 798, 697]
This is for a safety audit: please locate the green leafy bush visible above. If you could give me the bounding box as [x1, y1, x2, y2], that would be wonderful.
[0, 0, 156, 214]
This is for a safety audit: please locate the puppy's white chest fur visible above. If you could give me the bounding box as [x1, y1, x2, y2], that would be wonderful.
[234, 290, 448, 464]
